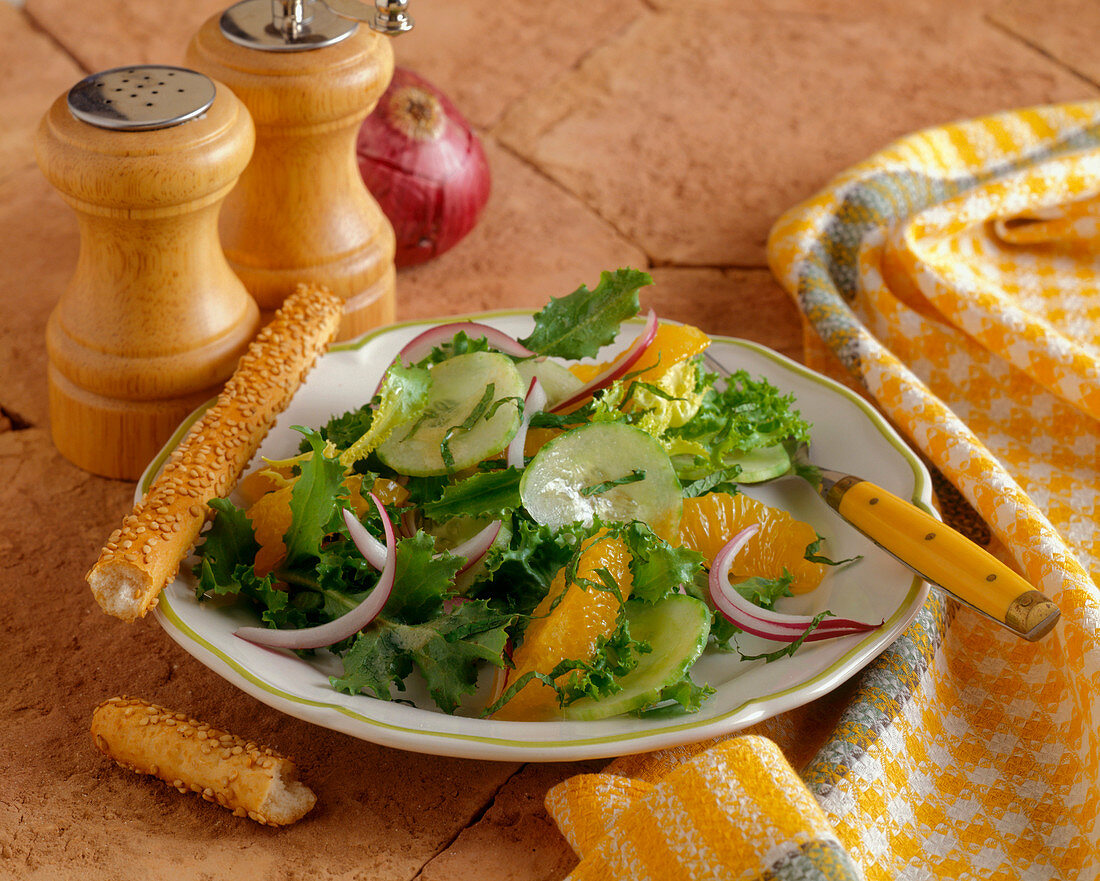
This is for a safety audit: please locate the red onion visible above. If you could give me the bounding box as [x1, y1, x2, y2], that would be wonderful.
[447, 521, 503, 575]
[508, 378, 547, 469]
[372, 321, 535, 398]
[235, 498, 396, 650]
[709, 525, 881, 643]
[357, 67, 491, 266]
[400, 509, 419, 539]
[343, 508, 500, 577]
[551, 310, 659, 412]
[397, 321, 534, 364]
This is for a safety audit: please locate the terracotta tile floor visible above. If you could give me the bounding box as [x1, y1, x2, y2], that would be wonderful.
[1, 2, 1098, 879]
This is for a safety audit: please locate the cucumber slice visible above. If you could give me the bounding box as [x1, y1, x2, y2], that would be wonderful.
[723, 444, 791, 484]
[519, 422, 682, 536]
[515, 358, 583, 410]
[377, 352, 525, 476]
[563, 595, 710, 721]
[673, 443, 791, 484]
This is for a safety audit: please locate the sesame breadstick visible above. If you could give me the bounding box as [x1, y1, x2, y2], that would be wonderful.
[91, 697, 316, 826]
[87, 283, 344, 622]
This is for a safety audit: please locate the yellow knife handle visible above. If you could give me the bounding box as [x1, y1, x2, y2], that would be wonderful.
[823, 475, 1060, 641]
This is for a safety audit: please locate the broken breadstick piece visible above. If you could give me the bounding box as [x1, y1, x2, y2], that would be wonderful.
[86, 283, 344, 622]
[91, 696, 317, 826]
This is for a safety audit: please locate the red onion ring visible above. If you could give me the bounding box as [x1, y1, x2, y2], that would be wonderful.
[448, 520, 503, 575]
[551, 309, 659, 412]
[372, 321, 535, 397]
[398, 321, 534, 364]
[342, 510, 501, 577]
[235, 496, 397, 650]
[508, 378, 547, 469]
[709, 525, 881, 643]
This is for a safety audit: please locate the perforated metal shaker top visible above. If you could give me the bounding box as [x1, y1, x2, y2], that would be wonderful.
[67, 66, 216, 131]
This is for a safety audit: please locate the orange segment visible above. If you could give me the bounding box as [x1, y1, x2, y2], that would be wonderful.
[570, 322, 711, 386]
[364, 476, 408, 509]
[524, 426, 560, 458]
[247, 484, 295, 576]
[246, 473, 402, 575]
[492, 532, 633, 721]
[238, 464, 294, 507]
[679, 492, 826, 594]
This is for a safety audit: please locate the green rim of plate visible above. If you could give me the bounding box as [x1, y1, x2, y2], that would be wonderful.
[146, 311, 928, 754]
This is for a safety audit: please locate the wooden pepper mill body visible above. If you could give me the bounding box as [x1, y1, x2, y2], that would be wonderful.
[187, 15, 397, 341]
[37, 75, 259, 480]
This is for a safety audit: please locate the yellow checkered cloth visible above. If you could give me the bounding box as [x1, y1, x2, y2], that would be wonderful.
[546, 103, 1100, 879]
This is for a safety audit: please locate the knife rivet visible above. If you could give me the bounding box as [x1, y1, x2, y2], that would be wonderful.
[869, 497, 879, 505]
[986, 574, 997, 581]
[924, 532, 935, 540]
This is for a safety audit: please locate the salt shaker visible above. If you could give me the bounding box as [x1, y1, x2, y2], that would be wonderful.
[187, 0, 412, 341]
[36, 66, 259, 480]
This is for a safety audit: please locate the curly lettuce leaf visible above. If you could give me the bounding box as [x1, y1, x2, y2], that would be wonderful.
[477, 517, 599, 616]
[304, 405, 375, 453]
[281, 429, 348, 570]
[196, 497, 259, 597]
[383, 532, 463, 624]
[615, 520, 706, 604]
[341, 364, 432, 467]
[735, 570, 795, 607]
[670, 369, 811, 465]
[557, 615, 652, 704]
[518, 269, 652, 359]
[420, 468, 523, 523]
[632, 674, 714, 717]
[332, 600, 516, 713]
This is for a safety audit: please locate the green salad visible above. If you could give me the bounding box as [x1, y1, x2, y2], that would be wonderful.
[195, 269, 865, 721]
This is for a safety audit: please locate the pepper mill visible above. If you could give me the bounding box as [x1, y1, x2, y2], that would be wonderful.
[187, 0, 412, 341]
[36, 66, 260, 480]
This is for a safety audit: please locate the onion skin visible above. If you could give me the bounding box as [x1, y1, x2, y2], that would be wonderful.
[234, 498, 397, 650]
[342, 508, 500, 576]
[357, 67, 491, 266]
[709, 525, 881, 644]
[397, 322, 534, 365]
[372, 321, 534, 398]
[508, 378, 547, 469]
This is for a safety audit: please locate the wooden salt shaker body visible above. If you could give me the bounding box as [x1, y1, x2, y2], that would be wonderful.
[187, 17, 397, 341]
[36, 81, 260, 481]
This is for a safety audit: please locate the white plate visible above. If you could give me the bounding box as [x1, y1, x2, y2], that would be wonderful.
[145, 312, 931, 762]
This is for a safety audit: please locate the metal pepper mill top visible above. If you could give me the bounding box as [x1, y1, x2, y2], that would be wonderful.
[37, 66, 260, 479]
[220, 0, 412, 50]
[187, 0, 412, 340]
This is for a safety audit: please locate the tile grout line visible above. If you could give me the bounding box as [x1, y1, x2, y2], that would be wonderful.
[481, 5, 659, 264]
[20, 4, 91, 75]
[984, 15, 1100, 92]
[490, 134, 659, 268]
[407, 762, 529, 881]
